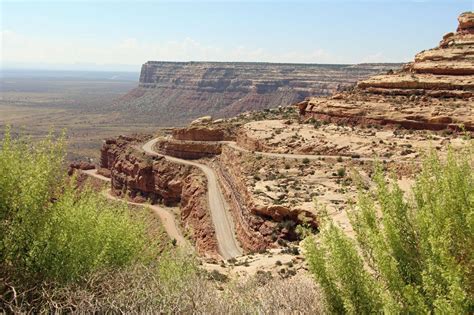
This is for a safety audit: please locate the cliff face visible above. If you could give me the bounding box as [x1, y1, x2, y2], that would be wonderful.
[299, 12, 474, 131]
[215, 145, 319, 252]
[99, 135, 218, 256]
[114, 62, 400, 126]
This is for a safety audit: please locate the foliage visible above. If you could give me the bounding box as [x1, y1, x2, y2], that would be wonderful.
[0, 127, 148, 283]
[0, 127, 325, 313]
[304, 147, 474, 314]
[295, 223, 314, 239]
[337, 167, 346, 177]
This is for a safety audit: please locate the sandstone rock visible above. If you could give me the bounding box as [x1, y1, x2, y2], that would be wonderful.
[156, 139, 222, 159]
[113, 62, 401, 126]
[100, 135, 219, 255]
[172, 126, 232, 141]
[358, 12, 474, 86]
[458, 11, 474, 31]
[68, 161, 95, 175]
[180, 174, 219, 256]
[299, 12, 474, 132]
[214, 146, 318, 252]
[191, 116, 212, 125]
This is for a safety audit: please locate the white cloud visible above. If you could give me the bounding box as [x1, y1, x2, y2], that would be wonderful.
[1, 30, 344, 68]
[2, 30, 407, 68]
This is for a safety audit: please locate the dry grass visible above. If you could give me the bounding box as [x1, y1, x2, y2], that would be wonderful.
[1, 262, 323, 314]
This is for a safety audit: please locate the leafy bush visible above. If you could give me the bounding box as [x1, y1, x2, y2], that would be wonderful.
[0, 129, 325, 313]
[336, 167, 346, 177]
[304, 148, 474, 314]
[0, 128, 149, 283]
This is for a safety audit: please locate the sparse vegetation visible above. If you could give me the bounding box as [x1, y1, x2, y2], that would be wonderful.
[336, 167, 346, 177]
[0, 128, 324, 313]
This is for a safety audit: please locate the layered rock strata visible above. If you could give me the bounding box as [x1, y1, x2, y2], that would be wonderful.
[115, 62, 400, 125]
[172, 126, 234, 141]
[156, 138, 222, 160]
[215, 146, 318, 252]
[99, 135, 218, 255]
[157, 125, 235, 159]
[298, 12, 474, 131]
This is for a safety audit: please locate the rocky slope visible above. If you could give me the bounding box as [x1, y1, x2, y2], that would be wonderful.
[113, 62, 400, 125]
[298, 12, 474, 131]
[98, 134, 219, 256]
[81, 12, 473, 281]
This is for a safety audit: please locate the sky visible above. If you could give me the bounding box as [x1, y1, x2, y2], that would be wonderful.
[1, 0, 472, 71]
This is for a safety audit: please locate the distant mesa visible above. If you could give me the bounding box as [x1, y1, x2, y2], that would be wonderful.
[298, 12, 474, 131]
[113, 61, 400, 126]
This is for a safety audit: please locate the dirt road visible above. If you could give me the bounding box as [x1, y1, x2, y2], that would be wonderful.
[142, 138, 243, 259]
[81, 169, 189, 249]
[224, 141, 393, 162]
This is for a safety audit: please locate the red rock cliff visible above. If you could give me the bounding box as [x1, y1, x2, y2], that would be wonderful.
[100, 135, 218, 256]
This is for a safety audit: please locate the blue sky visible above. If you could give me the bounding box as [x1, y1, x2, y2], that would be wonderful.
[1, 0, 472, 70]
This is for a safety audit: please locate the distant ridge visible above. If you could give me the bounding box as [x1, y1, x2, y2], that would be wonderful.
[113, 61, 400, 126]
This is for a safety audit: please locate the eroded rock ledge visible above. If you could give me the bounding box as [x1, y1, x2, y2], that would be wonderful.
[298, 12, 474, 131]
[99, 134, 218, 256]
[215, 146, 318, 252]
[114, 61, 401, 125]
[156, 139, 222, 160]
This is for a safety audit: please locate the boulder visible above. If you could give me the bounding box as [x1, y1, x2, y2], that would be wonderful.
[191, 116, 212, 125]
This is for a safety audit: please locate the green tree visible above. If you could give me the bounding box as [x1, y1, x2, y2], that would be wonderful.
[0, 127, 148, 283]
[304, 147, 473, 314]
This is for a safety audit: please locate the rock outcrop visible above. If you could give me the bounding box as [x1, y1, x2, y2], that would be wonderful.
[172, 126, 234, 141]
[68, 161, 95, 176]
[215, 146, 318, 252]
[155, 125, 235, 159]
[156, 139, 222, 160]
[298, 12, 474, 131]
[114, 62, 400, 125]
[99, 134, 152, 171]
[99, 135, 218, 255]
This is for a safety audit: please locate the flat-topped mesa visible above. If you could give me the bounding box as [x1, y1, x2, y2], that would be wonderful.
[358, 12, 474, 94]
[299, 12, 474, 131]
[115, 61, 401, 126]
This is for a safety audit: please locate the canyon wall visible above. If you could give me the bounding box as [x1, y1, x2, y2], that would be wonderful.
[214, 146, 318, 252]
[99, 135, 218, 256]
[114, 62, 400, 125]
[298, 12, 474, 131]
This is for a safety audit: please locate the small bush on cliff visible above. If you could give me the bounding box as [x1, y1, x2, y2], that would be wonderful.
[304, 147, 474, 314]
[0, 127, 148, 284]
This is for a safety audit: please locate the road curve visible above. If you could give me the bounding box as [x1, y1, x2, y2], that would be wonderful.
[142, 138, 243, 259]
[81, 169, 189, 249]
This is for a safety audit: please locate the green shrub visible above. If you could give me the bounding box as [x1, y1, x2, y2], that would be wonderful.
[0, 128, 149, 283]
[304, 147, 474, 314]
[336, 167, 346, 177]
